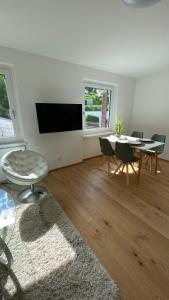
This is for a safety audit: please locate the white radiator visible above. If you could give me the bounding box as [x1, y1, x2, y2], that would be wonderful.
[0, 142, 27, 182]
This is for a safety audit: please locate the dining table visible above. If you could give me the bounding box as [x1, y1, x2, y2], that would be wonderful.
[104, 134, 164, 182]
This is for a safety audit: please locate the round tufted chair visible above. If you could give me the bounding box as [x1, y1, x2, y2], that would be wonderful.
[1, 150, 49, 203]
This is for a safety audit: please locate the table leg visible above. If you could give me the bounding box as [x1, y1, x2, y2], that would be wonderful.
[155, 150, 158, 174]
[0, 237, 13, 268]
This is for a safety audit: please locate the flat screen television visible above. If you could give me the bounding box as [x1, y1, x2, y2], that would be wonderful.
[35, 103, 82, 133]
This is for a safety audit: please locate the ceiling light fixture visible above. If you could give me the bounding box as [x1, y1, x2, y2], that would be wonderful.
[122, 0, 162, 8]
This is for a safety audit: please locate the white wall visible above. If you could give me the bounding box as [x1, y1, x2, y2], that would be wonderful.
[0, 46, 135, 169]
[131, 69, 169, 160]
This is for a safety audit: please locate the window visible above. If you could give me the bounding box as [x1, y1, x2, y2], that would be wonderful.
[0, 68, 19, 141]
[84, 84, 113, 131]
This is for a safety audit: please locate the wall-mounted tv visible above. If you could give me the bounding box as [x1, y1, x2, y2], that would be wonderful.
[35, 103, 82, 133]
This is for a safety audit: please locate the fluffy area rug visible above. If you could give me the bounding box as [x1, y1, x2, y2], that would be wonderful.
[0, 183, 120, 300]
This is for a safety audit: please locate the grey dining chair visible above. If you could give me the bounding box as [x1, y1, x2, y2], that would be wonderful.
[114, 142, 140, 185]
[99, 137, 118, 175]
[144, 134, 166, 172]
[131, 131, 144, 139]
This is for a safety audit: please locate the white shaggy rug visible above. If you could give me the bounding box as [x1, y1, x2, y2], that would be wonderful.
[0, 183, 120, 300]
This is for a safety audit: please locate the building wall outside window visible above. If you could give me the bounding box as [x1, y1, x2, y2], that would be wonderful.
[0, 66, 23, 143]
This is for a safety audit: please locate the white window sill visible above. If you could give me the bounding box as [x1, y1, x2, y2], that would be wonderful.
[82, 131, 112, 139]
[0, 141, 27, 150]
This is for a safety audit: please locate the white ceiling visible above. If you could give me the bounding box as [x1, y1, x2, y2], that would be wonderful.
[0, 0, 169, 77]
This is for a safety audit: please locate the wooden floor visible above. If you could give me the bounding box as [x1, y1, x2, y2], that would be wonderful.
[44, 157, 169, 300]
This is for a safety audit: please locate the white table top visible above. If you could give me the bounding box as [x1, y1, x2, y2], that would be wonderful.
[104, 135, 164, 151]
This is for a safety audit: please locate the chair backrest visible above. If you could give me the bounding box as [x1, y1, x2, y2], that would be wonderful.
[99, 137, 115, 156]
[131, 131, 144, 138]
[151, 134, 166, 154]
[115, 142, 136, 163]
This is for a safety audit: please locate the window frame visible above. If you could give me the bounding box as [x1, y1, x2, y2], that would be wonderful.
[0, 66, 22, 143]
[83, 79, 118, 135]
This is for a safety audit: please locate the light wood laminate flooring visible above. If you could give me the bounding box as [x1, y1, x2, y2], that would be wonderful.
[44, 157, 169, 300]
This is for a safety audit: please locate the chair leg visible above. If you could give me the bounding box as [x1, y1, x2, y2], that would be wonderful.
[144, 154, 161, 174]
[126, 163, 129, 185]
[145, 156, 149, 167]
[121, 164, 125, 173]
[157, 158, 162, 171]
[112, 155, 118, 167]
[108, 157, 111, 175]
[130, 163, 137, 175]
[150, 154, 161, 174]
[150, 156, 153, 173]
[114, 162, 123, 174]
[108, 156, 119, 174]
[154, 151, 158, 174]
[98, 155, 118, 175]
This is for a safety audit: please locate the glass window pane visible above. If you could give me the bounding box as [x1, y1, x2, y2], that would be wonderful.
[84, 86, 111, 130]
[0, 74, 15, 138]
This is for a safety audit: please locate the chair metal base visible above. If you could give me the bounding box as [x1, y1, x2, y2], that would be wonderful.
[18, 185, 48, 203]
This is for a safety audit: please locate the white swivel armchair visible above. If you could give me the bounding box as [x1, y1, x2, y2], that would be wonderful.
[1, 150, 48, 203]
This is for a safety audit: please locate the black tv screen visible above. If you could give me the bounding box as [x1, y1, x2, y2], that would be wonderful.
[35, 103, 82, 133]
